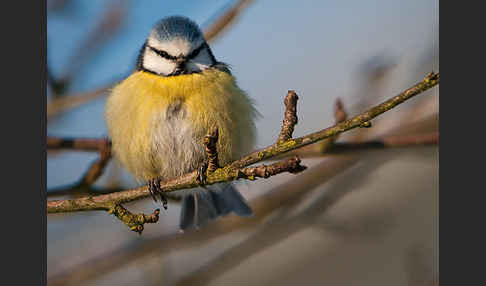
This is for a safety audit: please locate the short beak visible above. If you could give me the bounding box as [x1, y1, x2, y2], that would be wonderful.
[176, 57, 186, 65]
[172, 57, 188, 75]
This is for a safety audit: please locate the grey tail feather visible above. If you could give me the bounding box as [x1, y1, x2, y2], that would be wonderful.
[179, 183, 252, 230]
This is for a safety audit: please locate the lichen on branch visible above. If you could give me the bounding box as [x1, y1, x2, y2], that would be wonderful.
[108, 204, 160, 234]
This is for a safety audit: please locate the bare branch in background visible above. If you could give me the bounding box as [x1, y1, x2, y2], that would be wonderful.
[79, 140, 112, 186]
[47, 72, 439, 234]
[47, 138, 112, 198]
[47, 136, 110, 152]
[327, 132, 438, 152]
[333, 98, 348, 123]
[203, 0, 255, 43]
[284, 132, 438, 159]
[317, 98, 349, 152]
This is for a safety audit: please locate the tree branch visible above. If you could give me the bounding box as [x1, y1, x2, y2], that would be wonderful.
[47, 72, 439, 216]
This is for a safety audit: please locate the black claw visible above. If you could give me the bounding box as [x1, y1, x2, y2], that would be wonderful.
[148, 178, 160, 202]
[148, 178, 168, 210]
[197, 162, 208, 184]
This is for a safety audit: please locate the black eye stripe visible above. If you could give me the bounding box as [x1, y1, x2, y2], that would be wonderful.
[148, 46, 177, 60]
[147, 43, 205, 62]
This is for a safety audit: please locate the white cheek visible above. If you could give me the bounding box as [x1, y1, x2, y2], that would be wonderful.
[143, 50, 176, 75]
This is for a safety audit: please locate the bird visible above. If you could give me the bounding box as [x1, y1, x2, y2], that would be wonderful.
[105, 16, 258, 230]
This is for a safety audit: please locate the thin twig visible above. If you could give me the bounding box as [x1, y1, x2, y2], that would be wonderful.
[241, 156, 306, 178]
[47, 138, 112, 197]
[47, 72, 439, 214]
[79, 140, 112, 186]
[330, 132, 439, 152]
[277, 90, 299, 143]
[47, 137, 110, 152]
[203, 0, 255, 42]
[318, 98, 348, 152]
[283, 132, 438, 159]
[108, 205, 160, 235]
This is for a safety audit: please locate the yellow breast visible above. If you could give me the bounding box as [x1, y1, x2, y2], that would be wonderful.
[105, 69, 257, 181]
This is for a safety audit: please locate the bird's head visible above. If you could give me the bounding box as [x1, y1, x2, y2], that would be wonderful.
[137, 16, 217, 76]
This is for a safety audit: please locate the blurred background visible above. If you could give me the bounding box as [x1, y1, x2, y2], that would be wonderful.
[46, 0, 439, 285]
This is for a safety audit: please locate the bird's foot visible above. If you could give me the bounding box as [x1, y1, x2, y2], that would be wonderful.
[197, 161, 209, 185]
[149, 178, 168, 210]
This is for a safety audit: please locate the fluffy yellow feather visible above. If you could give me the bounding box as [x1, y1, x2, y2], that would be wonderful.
[105, 69, 257, 182]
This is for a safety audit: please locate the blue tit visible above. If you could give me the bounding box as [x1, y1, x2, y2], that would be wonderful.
[105, 16, 258, 230]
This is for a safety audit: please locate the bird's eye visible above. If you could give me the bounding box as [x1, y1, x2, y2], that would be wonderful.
[187, 44, 204, 59]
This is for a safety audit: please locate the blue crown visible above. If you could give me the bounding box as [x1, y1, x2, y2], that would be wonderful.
[151, 16, 203, 43]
